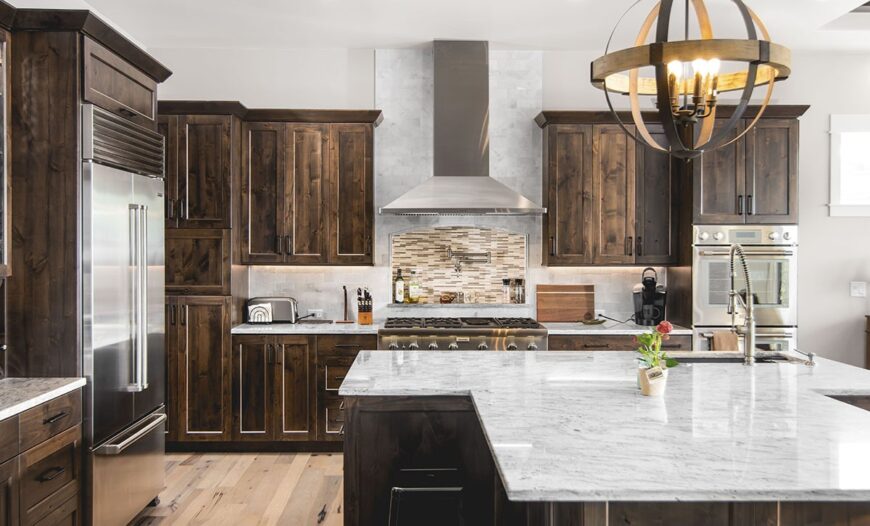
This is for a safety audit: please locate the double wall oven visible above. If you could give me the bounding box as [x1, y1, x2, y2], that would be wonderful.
[692, 225, 798, 352]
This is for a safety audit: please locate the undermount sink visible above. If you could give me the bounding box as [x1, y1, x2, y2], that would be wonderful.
[677, 355, 791, 364]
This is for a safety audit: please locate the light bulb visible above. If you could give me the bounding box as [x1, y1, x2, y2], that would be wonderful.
[708, 58, 721, 76]
[692, 59, 709, 77]
[667, 60, 683, 79]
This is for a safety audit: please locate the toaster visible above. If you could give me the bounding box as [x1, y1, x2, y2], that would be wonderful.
[246, 297, 299, 324]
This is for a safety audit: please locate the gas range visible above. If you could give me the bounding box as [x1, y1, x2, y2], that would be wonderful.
[378, 317, 548, 351]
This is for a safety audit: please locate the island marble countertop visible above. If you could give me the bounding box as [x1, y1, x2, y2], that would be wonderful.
[232, 322, 380, 335]
[543, 321, 692, 336]
[0, 377, 86, 421]
[340, 351, 870, 502]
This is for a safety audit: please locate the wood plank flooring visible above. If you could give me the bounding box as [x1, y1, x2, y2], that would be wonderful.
[132, 452, 344, 526]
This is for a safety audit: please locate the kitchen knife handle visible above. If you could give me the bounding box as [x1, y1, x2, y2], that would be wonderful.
[285, 235, 293, 255]
[737, 195, 744, 215]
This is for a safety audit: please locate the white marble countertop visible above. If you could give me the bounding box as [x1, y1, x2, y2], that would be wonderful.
[543, 321, 693, 336]
[0, 377, 86, 421]
[340, 351, 870, 502]
[231, 322, 380, 335]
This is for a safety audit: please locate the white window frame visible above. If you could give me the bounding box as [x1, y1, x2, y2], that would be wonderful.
[830, 114, 870, 217]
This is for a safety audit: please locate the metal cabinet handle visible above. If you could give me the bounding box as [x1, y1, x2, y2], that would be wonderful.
[339, 424, 345, 436]
[169, 304, 177, 325]
[737, 195, 744, 215]
[366, 234, 372, 256]
[276, 345, 283, 365]
[747, 194, 755, 215]
[285, 235, 293, 255]
[584, 343, 611, 349]
[266, 344, 274, 364]
[178, 198, 186, 220]
[37, 467, 66, 482]
[339, 400, 345, 410]
[95, 413, 167, 455]
[43, 410, 70, 425]
[626, 236, 633, 257]
[276, 235, 283, 255]
[167, 198, 175, 220]
[180, 305, 187, 325]
[637, 236, 643, 257]
[549, 236, 556, 257]
[334, 376, 346, 381]
[334, 344, 362, 349]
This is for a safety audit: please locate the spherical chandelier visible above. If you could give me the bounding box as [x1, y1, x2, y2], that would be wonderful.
[591, 0, 791, 159]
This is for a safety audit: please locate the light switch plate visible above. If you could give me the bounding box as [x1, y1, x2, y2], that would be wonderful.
[850, 281, 867, 298]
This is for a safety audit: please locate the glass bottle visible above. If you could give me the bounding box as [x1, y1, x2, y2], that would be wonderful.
[408, 270, 421, 304]
[502, 279, 512, 304]
[394, 269, 405, 304]
[514, 278, 525, 304]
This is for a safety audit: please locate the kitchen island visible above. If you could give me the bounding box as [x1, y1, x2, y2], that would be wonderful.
[340, 351, 870, 525]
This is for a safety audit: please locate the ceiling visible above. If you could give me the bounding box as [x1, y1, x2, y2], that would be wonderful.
[10, 0, 870, 52]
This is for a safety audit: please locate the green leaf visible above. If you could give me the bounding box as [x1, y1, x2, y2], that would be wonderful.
[665, 358, 679, 368]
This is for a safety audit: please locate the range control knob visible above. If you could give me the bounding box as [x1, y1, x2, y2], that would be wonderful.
[712, 232, 725, 241]
[698, 231, 710, 241]
[448, 343, 460, 351]
[477, 342, 489, 351]
[388, 343, 399, 350]
[408, 342, 420, 351]
[782, 231, 792, 241]
[768, 231, 780, 241]
[506, 343, 518, 351]
[428, 342, 439, 350]
[527, 343, 539, 351]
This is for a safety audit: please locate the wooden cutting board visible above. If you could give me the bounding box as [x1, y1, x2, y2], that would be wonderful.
[536, 284, 595, 322]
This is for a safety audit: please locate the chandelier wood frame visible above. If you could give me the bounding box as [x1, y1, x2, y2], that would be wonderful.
[591, 0, 791, 158]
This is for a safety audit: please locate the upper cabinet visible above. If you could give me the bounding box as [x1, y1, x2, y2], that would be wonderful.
[240, 114, 379, 266]
[541, 119, 676, 267]
[694, 114, 801, 225]
[158, 114, 234, 229]
[83, 37, 158, 129]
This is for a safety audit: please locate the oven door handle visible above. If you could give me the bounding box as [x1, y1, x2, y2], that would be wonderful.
[697, 250, 795, 257]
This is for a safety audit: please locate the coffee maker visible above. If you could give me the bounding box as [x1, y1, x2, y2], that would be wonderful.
[633, 268, 667, 326]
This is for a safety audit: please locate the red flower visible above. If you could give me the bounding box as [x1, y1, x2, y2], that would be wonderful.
[656, 321, 673, 335]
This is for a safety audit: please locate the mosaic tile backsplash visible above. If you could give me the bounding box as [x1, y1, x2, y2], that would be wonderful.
[391, 227, 526, 304]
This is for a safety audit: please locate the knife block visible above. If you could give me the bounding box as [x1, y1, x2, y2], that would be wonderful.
[358, 311, 373, 325]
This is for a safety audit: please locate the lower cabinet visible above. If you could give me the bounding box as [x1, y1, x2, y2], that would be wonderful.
[548, 334, 692, 351]
[316, 335, 377, 441]
[231, 335, 314, 441]
[0, 389, 83, 526]
[167, 296, 232, 442]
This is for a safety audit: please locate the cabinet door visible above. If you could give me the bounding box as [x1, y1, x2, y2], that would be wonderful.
[274, 336, 313, 441]
[231, 336, 274, 441]
[694, 120, 746, 224]
[165, 228, 231, 295]
[744, 119, 798, 224]
[285, 125, 328, 264]
[328, 124, 373, 265]
[165, 298, 178, 441]
[157, 115, 179, 229]
[0, 457, 18, 526]
[593, 125, 636, 265]
[635, 125, 677, 265]
[176, 296, 231, 441]
[241, 122, 285, 264]
[544, 125, 595, 265]
[177, 115, 232, 229]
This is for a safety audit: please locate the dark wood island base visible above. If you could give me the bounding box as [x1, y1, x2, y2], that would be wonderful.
[343, 395, 870, 526]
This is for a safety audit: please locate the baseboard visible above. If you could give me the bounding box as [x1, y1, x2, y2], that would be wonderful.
[166, 441, 344, 453]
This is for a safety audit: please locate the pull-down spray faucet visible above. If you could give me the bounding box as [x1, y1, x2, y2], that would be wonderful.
[729, 244, 756, 365]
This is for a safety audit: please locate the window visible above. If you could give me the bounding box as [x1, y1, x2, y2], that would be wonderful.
[830, 115, 870, 216]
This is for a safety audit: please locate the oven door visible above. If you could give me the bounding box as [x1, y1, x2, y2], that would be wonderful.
[693, 246, 797, 327]
[694, 327, 797, 353]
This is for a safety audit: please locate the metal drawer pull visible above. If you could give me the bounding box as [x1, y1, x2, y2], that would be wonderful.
[584, 343, 610, 349]
[334, 344, 362, 349]
[43, 410, 70, 425]
[339, 401, 345, 410]
[339, 425, 345, 436]
[334, 376, 346, 381]
[698, 250, 794, 257]
[37, 467, 66, 482]
[95, 413, 166, 456]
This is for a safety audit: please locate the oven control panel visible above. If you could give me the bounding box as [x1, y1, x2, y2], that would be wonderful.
[694, 225, 798, 246]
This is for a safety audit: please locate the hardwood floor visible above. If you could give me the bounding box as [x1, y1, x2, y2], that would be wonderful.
[132, 452, 344, 525]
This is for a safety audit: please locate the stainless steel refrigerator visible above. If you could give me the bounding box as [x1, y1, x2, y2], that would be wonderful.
[81, 104, 166, 526]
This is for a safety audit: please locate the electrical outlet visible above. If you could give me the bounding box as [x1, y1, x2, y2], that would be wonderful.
[850, 281, 867, 298]
[309, 309, 325, 319]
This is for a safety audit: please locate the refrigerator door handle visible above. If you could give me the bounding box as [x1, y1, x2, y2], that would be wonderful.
[127, 204, 142, 392]
[94, 412, 166, 455]
[139, 205, 149, 390]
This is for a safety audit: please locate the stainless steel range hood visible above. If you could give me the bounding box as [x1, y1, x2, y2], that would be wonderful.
[379, 41, 545, 216]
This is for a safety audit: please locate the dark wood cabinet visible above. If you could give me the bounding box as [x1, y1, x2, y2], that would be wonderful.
[165, 229, 231, 295]
[695, 118, 799, 225]
[159, 114, 232, 229]
[0, 457, 18, 526]
[635, 125, 678, 265]
[168, 296, 232, 442]
[316, 335, 376, 441]
[548, 334, 692, 351]
[543, 124, 594, 265]
[241, 120, 375, 266]
[230, 335, 315, 442]
[593, 125, 636, 265]
[83, 36, 157, 129]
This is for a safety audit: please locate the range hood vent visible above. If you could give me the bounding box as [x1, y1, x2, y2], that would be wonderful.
[380, 41, 545, 216]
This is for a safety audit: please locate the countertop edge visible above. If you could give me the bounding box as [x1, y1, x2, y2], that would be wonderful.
[0, 377, 86, 421]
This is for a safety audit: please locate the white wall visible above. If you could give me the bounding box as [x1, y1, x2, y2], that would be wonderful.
[542, 49, 870, 367]
[152, 47, 375, 108]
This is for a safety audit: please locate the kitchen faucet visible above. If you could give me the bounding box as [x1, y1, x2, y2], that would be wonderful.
[729, 244, 756, 366]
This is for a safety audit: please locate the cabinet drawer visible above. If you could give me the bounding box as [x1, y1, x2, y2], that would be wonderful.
[322, 397, 345, 440]
[548, 335, 691, 351]
[322, 356, 353, 392]
[19, 391, 81, 452]
[83, 37, 157, 128]
[31, 493, 78, 526]
[165, 229, 231, 295]
[0, 416, 17, 463]
[20, 426, 80, 523]
[317, 335, 377, 357]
